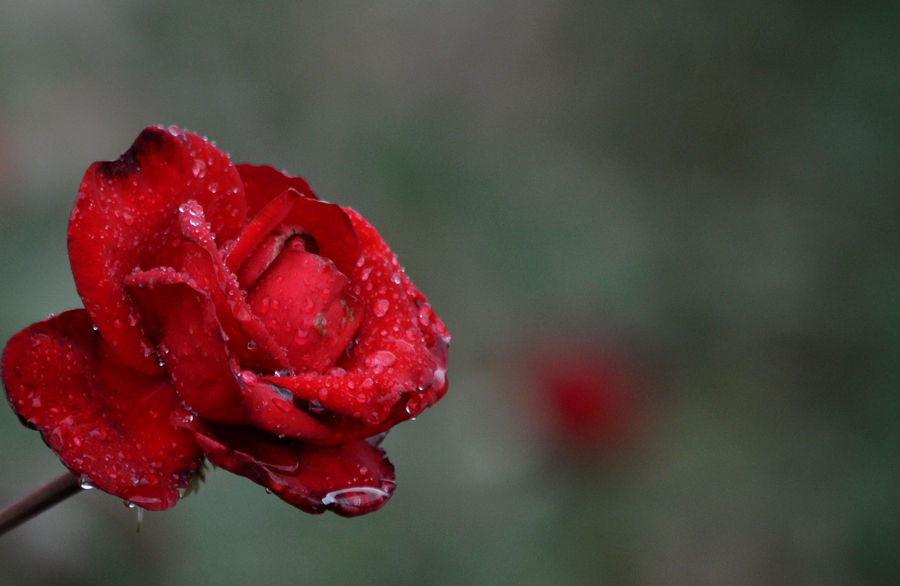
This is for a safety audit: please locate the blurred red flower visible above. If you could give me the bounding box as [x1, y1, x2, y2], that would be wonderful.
[529, 338, 643, 457]
[1, 126, 449, 516]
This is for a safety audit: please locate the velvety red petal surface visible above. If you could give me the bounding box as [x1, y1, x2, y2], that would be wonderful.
[0, 310, 202, 509]
[68, 126, 247, 374]
[191, 422, 396, 516]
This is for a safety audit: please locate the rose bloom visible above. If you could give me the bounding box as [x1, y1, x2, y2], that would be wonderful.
[1, 126, 449, 516]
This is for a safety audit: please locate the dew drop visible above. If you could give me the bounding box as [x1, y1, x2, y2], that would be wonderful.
[192, 159, 207, 178]
[79, 475, 94, 490]
[373, 299, 390, 317]
[364, 350, 397, 372]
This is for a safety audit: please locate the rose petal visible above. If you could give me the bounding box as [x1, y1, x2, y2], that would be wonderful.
[69, 125, 247, 373]
[124, 270, 248, 424]
[246, 245, 362, 372]
[228, 190, 361, 285]
[173, 200, 290, 372]
[236, 163, 316, 217]
[238, 373, 330, 440]
[126, 267, 332, 441]
[224, 189, 299, 279]
[282, 196, 361, 276]
[0, 310, 202, 510]
[259, 208, 450, 428]
[191, 422, 396, 516]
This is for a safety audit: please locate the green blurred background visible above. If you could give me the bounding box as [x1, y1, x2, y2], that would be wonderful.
[1, 2, 898, 584]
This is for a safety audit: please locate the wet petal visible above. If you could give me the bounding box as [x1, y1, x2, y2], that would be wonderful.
[224, 189, 298, 279]
[126, 267, 333, 441]
[192, 422, 396, 516]
[228, 190, 362, 286]
[236, 163, 316, 217]
[173, 200, 290, 372]
[261, 208, 450, 427]
[124, 269, 248, 424]
[69, 125, 247, 373]
[282, 196, 361, 276]
[238, 372, 330, 440]
[0, 310, 202, 510]
[247, 245, 362, 372]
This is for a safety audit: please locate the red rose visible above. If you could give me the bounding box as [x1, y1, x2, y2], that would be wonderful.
[527, 338, 642, 459]
[1, 126, 449, 517]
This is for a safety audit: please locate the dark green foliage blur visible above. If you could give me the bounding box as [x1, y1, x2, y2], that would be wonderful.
[1, 1, 898, 584]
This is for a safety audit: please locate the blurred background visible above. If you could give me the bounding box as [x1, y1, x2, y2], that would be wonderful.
[1, 1, 898, 584]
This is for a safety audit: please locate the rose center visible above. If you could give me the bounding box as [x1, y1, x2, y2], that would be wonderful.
[246, 236, 362, 373]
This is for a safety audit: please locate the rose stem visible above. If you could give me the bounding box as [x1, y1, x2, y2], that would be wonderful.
[0, 472, 82, 536]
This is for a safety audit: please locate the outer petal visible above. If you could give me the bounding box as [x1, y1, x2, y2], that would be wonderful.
[69, 125, 247, 373]
[0, 310, 202, 510]
[191, 422, 396, 516]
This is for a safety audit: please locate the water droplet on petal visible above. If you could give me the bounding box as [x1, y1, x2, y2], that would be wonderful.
[373, 299, 390, 317]
[192, 159, 207, 178]
[79, 475, 94, 490]
[364, 350, 397, 373]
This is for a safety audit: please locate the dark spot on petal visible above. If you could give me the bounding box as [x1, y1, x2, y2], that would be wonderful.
[96, 127, 167, 179]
